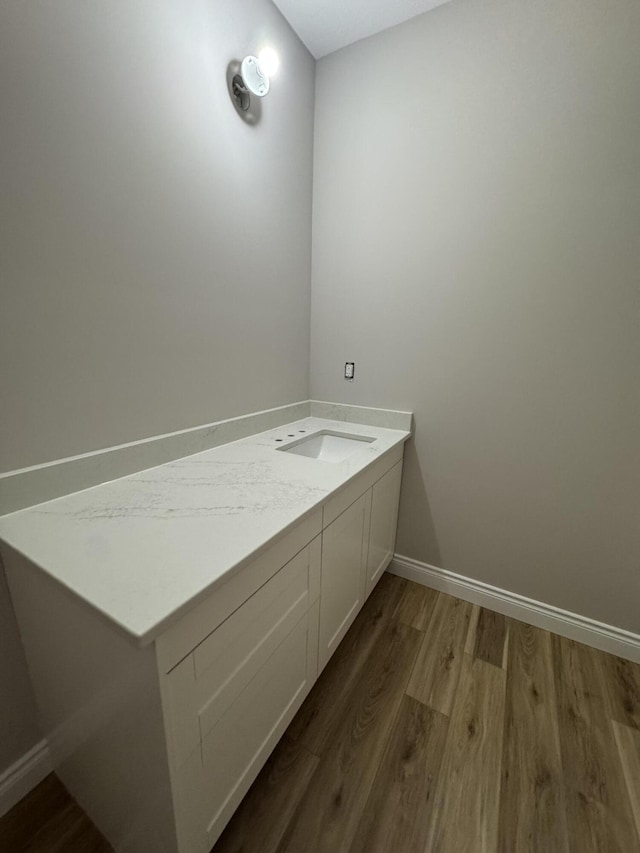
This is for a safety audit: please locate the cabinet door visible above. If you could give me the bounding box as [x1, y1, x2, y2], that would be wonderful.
[318, 491, 371, 674]
[172, 609, 317, 853]
[162, 541, 321, 853]
[365, 461, 403, 598]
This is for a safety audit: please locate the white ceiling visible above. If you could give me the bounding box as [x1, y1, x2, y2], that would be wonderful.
[272, 0, 453, 59]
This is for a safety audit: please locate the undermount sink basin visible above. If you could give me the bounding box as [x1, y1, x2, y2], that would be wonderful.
[278, 430, 375, 463]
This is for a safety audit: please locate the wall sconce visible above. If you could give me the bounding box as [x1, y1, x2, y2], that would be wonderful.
[231, 48, 279, 112]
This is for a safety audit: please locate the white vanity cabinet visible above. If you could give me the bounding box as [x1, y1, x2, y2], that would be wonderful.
[318, 491, 371, 674]
[317, 456, 403, 674]
[3, 440, 406, 853]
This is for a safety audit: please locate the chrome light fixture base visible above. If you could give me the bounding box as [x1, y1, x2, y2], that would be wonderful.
[231, 74, 250, 111]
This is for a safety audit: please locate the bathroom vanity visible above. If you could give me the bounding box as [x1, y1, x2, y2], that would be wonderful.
[0, 414, 410, 853]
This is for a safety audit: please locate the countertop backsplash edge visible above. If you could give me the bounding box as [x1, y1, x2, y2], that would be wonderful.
[0, 400, 413, 516]
[0, 401, 312, 516]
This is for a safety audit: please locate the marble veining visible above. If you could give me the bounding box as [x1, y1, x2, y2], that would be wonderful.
[0, 417, 410, 644]
[0, 400, 312, 515]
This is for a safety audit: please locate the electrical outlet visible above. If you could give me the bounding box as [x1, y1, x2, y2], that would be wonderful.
[344, 362, 355, 381]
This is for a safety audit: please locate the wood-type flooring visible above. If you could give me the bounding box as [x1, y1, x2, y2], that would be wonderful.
[2, 573, 639, 853]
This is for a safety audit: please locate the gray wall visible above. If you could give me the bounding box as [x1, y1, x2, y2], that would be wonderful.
[311, 0, 640, 632]
[0, 0, 314, 771]
[0, 0, 314, 473]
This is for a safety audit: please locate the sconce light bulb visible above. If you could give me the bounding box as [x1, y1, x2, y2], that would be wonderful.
[258, 47, 280, 78]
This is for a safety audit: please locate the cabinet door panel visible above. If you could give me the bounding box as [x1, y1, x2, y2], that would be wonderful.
[164, 540, 317, 769]
[203, 615, 310, 846]
[318, 491, 371, 673]
[366, 461, 403, 597]
[173, 612, 312, 853]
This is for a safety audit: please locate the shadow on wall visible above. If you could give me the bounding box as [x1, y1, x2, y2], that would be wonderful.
[395, 438, 442, 567]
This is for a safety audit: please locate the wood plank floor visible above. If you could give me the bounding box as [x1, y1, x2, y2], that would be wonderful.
[0, 773, 111, 852]
[2, 573, 639, 853]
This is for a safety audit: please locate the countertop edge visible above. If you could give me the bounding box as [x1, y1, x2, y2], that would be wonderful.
[0, 417, 412, 646]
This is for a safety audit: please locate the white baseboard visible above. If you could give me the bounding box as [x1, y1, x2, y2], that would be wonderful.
[0, 740, 51, 818]
[388, 554, 640, 664]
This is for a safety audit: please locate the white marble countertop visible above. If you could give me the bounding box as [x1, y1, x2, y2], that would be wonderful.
[0, 417, 410, 644]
